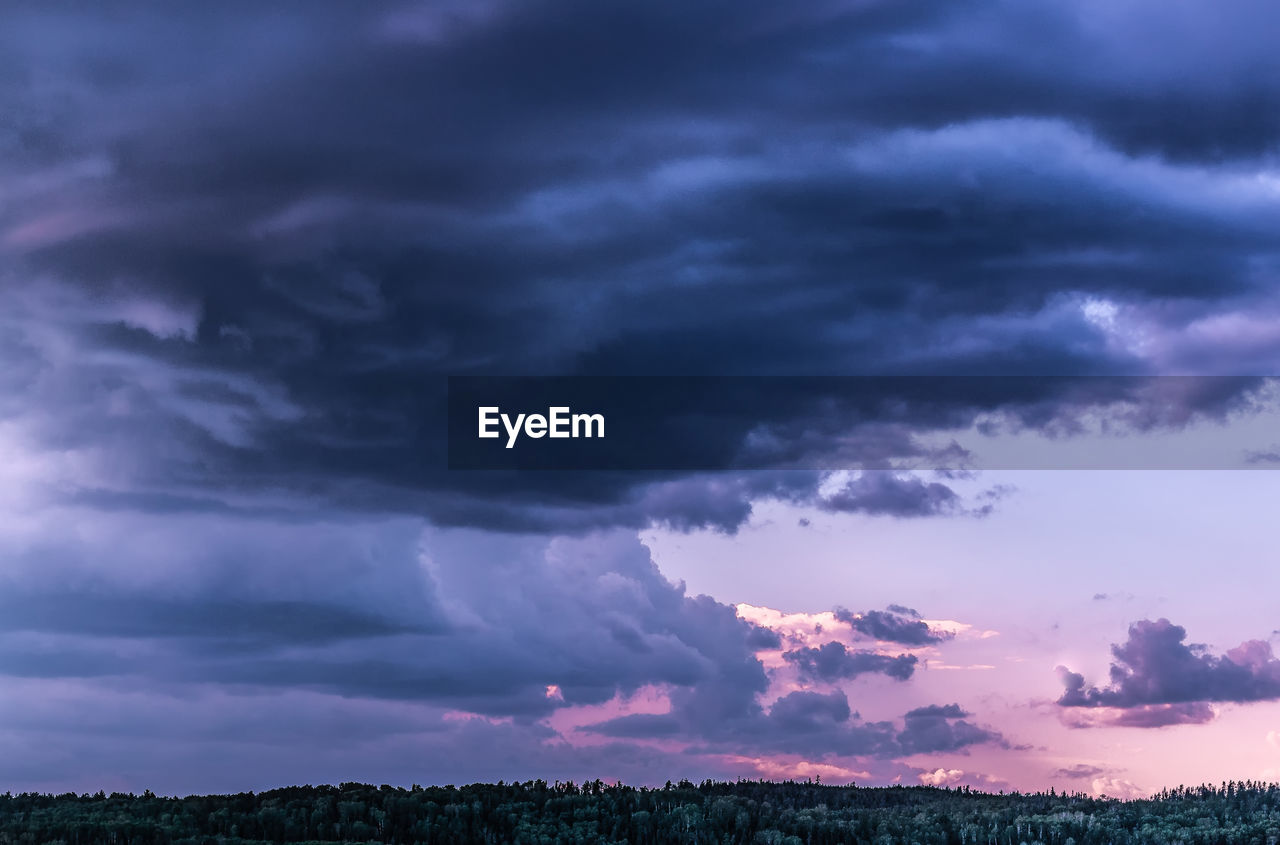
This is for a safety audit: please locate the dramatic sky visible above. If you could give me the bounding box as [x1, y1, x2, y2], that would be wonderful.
[4, 0, 1280, 798]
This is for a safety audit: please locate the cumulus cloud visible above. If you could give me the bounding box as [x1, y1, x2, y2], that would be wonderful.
[897, 704, 1007, 755]
[920, 768, 965, 787]
[1057, 619, 1280, 726]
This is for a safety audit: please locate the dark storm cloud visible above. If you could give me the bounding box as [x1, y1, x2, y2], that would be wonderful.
[2, 0, 1280, 533]
[835, 607, 954, 646]
[0, 594, 431, 646]
[0, 528, 787, 722]
[1057, 619, 1280, 725]
[783, 642, 918, 682]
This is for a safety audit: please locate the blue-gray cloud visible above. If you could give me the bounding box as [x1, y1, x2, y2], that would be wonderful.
[783, 642, 918, 682]
[836, 607, 954, 646]
[2, 1, 1278, 535]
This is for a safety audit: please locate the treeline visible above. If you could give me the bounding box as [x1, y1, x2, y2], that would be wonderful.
[4, 778, 1280, 844]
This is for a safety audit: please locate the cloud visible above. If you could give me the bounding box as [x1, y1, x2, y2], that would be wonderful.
[0, 522, 782, 717]
[0, 677, 762, 795]
[783, 642, 918, 682]
[919, 768, 965, 787]
[587, 693, 1003, 761]
[1107, 703, 1216, 728]
[0, 594, 430, 647]
[0, 2, 1278, 536]
[835, 607, 955, 646]
[1092, 776, 1147, 800]
[817, 472, 963, 518]
[897, 704, 1007, 755]
[1057, 619, 1280, 725]
[0, 515, 1004, 786]
[766, 690, 854, 730]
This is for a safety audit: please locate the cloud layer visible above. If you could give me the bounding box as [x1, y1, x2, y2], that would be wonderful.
[4, 1, 1280, 535]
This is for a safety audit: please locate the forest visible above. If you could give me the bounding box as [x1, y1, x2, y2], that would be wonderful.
[3, 778, 1280, 845]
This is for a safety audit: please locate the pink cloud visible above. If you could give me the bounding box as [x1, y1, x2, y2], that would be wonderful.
[1059, 703, 1216, 729]
[717, 755, 871, 784]
[736, 603, 846, 648]
[919, 767, 965, 786]
[1092, 776, 1147, 800]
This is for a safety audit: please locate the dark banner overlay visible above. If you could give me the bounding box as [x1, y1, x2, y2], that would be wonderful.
[447, 376, 1280, 470]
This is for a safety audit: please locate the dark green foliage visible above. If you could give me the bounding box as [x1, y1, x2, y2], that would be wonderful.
[3, 779, 1280, 844]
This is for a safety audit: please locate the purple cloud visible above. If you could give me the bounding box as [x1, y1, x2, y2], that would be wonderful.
[587, 692, 1004, 760]
[835, 607, 954, 646]
[783, 642, 918, 682]
[897, 704, 1007, 755]
[1057, 619, 1280, 725]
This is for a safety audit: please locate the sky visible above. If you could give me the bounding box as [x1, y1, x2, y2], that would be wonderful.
[4, 0, 1280, 798]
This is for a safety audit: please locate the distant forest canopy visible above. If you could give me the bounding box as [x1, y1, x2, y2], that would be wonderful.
[4, 779, 1280, 844]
